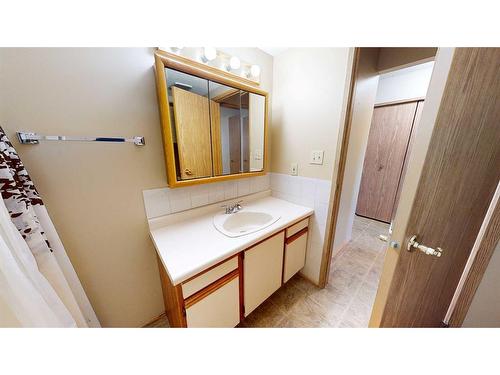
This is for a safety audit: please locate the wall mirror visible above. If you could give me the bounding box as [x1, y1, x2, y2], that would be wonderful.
[154, 50, 268, 188]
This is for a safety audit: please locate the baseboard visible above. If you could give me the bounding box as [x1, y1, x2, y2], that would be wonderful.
[142, 311, 168, 328]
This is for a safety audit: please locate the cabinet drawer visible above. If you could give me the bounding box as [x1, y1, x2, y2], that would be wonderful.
[181, 256, 238, 299]
[286, 218, 309, 238]
[283, 229, 308, 283]
[185, 273, 240, 328]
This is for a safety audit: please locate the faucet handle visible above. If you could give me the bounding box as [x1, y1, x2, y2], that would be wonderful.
[220, 204, 231, 214]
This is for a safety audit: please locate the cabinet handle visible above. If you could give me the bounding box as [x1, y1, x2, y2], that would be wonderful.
[184, 168, 193, 176]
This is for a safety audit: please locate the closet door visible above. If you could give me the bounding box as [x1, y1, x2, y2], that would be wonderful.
[356, 101, 418, 223]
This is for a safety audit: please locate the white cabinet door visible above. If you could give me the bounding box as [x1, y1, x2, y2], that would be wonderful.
[185, 275, 240, 328]
[244, 231, 285, 316]
[283, 231, 308, 283]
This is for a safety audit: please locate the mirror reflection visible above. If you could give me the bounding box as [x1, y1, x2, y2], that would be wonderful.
[166, 68, 212, 180]
[165, 67, 265, 182]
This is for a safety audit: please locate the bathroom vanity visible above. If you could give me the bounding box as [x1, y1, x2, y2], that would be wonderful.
[148, 191, 313, 327]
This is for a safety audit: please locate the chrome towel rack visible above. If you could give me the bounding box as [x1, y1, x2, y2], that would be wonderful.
[16, 132, 145, 146]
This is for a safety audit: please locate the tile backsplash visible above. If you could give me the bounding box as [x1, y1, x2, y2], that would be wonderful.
[142, 174, 270, 219]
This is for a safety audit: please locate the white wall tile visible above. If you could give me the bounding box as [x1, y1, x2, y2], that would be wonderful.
[315, 179, 332, 205]
[168, 188, 191, 213]
[142, 175, 270, 219]
[208, 182, 225, 203]
[237, 179, 250, 196]
[190, 185, 209, 208]
[299, 177, 316, 208]
[223, 181, 238, 199]
[142, 188, 171, 219]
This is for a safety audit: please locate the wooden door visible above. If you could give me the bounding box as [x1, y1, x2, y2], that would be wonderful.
[209, 100, 223, 175]
[228, 115, 241, 174]
[244, 232, 285, 316]
[356, 101, 418, 223]
[392, 100, 424, 219]
[171, 86, 213, 179]
[380, 48, 500, 327]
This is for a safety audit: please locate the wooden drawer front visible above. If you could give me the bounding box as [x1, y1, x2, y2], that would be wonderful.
[244, 231, 285, 316]
[182, 256, 238, 299]
[286, 218, 309, 238]
[283, 230, 308, 283]
[185, 274, 240, 328]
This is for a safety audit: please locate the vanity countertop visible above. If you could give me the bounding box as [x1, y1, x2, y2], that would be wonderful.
[148, 192, 314, 285]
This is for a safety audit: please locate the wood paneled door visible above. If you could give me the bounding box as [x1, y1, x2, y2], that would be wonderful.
[171, 86, 213, 179]
[380, 48, 500, 327]
[356, 100, 422, 223]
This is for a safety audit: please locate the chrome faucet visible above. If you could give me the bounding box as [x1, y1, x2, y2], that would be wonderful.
[222, 200, 243, 214]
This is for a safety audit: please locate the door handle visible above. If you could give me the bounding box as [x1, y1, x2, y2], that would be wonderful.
[407, 235, 443, 257]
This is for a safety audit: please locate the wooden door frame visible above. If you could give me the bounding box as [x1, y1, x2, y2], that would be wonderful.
[318, 47, 499, 327]
[445, 182, 500, 327]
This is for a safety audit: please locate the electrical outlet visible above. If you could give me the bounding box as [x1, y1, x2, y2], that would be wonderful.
[290, 162, 298, 176]
[310, 150, 324, 165]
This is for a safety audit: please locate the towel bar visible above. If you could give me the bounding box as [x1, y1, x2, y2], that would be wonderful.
[16, 132, 145, 146]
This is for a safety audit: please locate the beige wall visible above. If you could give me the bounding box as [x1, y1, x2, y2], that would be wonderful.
[377, 47, 437, 73]
[271, 48, 351, 180]
[0, 47, 272, 327]
[463, 241, 500, 327]
[332, 48, 380, 256]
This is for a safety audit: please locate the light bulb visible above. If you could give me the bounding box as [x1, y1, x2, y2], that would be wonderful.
[250, 64, 261, 77]
[203, 47, 217, 61]
[229, 56, 241, 70]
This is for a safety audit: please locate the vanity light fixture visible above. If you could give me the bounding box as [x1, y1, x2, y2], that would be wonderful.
[202, 46, 217, 62]
[250, 64, 261, 77]
[229, 56, 241, 70]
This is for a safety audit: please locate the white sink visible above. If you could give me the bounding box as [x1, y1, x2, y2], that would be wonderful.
[213, 210, 281, 238]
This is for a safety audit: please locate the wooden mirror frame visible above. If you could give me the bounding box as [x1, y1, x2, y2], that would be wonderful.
[154, 49, 269, 188]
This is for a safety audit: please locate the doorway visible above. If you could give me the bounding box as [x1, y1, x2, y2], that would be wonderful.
[322, 48, 437, 327]
[322, 47, 500, 328]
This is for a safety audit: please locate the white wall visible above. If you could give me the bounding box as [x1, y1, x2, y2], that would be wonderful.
[463, 241, 500, 327]
[271, 48, 351, 180]
[270, 48, 351, 283]
[333, 48, 380, 257]
[375, 61, 434, 104]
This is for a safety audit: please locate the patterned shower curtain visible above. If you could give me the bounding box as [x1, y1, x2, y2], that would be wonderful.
[0, 127, 98, 327]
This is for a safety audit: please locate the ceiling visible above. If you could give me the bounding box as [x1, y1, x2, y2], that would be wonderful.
[258, 47, 289, 57]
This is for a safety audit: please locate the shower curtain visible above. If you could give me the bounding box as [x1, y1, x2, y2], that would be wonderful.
[0, 127, 99, 327]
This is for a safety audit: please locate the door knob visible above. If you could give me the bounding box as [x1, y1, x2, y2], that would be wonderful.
[407, 235, 443, 257]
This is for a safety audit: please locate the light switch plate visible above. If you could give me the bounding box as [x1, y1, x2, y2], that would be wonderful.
[290, 162, 298, 176]
[310, 150, 324, 165]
